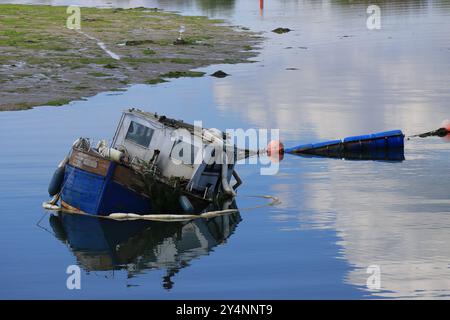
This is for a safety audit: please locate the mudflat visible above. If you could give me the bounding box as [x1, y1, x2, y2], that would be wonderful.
[0, 4, 261, 111]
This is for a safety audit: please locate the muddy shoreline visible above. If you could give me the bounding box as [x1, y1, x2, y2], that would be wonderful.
[0, 4, 261, 111]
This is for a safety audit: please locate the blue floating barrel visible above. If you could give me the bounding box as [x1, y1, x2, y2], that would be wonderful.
[386, 148, 405, 161]
[371, 130, 404, 149]
[285, 129, 404, 157]
[343, 134, 372, 151]
[310, 140, 342, 155]
[285, 143, 313, 154]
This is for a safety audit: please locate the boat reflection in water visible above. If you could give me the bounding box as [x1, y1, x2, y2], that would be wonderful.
[288, 148, 405, 162]
[49, 202, 241, 289]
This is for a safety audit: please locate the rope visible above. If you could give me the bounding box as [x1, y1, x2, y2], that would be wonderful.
[407, 127, 449, 139]
[42, 194, 280, 222]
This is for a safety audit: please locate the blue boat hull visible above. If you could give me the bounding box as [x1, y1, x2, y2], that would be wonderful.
[59, 148, 213, 216]
[61, 164, 152, 215]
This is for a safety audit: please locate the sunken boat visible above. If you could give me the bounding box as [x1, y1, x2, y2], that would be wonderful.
[47, 108, 243, 216]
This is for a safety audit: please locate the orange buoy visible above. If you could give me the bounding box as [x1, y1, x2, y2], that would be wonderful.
[267, 140, 285, 157]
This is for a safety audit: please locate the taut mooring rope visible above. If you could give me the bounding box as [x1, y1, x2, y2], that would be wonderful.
[408, 127, 449, 139]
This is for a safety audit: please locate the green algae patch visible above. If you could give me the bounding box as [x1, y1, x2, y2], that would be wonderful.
[45, 99, 72, 106]
[145, 78, 168, 85]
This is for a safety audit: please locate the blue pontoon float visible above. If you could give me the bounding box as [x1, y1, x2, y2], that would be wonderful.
[284, 130, 405, 161]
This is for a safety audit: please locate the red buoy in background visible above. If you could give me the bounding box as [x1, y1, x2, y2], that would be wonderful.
[267, 140, 285, 161]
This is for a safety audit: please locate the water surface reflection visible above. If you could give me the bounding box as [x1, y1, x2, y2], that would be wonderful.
[49, 210, 241, 290]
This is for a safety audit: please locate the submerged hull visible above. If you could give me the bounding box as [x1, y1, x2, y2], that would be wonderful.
[60, 149, 208, 216]
[61, 150, 152, 215]
[61, 164, 152, 215]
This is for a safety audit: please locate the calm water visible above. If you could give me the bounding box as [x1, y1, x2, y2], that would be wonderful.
[1, 0, 450, 299]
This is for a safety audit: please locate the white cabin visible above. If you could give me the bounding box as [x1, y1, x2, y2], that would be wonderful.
[111, 109, 239, 199]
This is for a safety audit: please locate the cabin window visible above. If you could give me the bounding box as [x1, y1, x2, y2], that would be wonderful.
[170, 139, 199, 165]
[125, 121, 154, 147]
